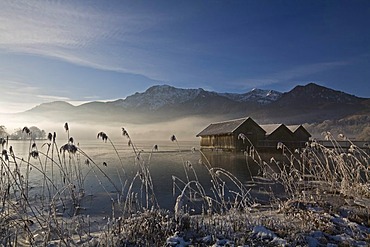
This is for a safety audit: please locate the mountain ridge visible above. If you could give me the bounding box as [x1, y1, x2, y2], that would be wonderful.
[108, 84, 282, 111]
[252, 83, 369, 124]
[22, 82, 370, 127]
[15, 82, 370, 140]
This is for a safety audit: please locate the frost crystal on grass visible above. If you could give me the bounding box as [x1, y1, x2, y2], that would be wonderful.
[277, 142, 283, 149]
[252, 225, 277, 239]
[174, 195, 183, 220]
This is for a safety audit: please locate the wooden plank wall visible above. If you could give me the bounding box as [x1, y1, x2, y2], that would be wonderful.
[200, 135, 235, 150]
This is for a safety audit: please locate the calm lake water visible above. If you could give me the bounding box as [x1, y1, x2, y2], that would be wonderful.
[6, 139, 281, 217]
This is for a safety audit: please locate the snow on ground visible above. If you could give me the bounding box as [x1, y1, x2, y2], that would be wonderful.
[2, 191, 369, 246]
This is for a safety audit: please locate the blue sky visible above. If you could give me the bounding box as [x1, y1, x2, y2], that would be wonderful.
[0, 0, 369, 113]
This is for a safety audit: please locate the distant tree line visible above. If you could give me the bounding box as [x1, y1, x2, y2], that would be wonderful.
[0, 125, 46, 140]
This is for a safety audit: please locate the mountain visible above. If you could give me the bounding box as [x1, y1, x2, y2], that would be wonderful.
[20, 83, 370, 139]
[112, 85, 205, 110]
[221, 88, 282, 104]
[275, 83, 363, 106]
[27, 101, 75, 113]
[256, 83, 368, 124]
[109, 85, 282, 111]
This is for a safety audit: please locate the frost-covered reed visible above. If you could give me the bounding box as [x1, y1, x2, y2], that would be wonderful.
[263, 132, 370, 202]
[0, 124, 368, 246]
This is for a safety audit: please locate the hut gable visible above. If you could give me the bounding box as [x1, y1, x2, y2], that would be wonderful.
[287, 125, 311, 142]
[260, 124, 294, 141]
[260, 124, 283, 136]
[287, 125, 300, 133]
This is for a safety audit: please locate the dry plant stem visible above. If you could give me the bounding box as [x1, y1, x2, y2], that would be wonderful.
[77, 148, 120, 193]
[106, 137, 126, 191]
[0, 157, 43, 228]
[174, 139, 190, 184]
[97, 133, 126, 190]
[122, 128, 159, 210]
[107, 137, 126, 176]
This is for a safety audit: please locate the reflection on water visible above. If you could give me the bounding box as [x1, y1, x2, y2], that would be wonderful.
[200, 149, 287, 202]
[200, 150, 261, 179]
[6, 139, 286, 217]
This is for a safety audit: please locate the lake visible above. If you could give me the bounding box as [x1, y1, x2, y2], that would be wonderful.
[5, 138, 282, 218]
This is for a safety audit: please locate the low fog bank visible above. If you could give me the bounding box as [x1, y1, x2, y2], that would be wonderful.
[4, 110, 369, 143]
[1, 113, 218, 143]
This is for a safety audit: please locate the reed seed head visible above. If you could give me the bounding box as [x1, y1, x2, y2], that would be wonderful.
[22, 126, 30, 135]
[60, 143, 78, 154]
[238, 133, 247, 143]
[30, 150, 39, 159]
[122, 128, 129, 138]
[97, 132, 108, 142]
[0, 138, 6, 146]
[64, 122, 69, 132]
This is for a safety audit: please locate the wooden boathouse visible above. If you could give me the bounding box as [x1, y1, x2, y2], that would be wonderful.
[196, 117, 266, 151]
[197, 117, 311, 151]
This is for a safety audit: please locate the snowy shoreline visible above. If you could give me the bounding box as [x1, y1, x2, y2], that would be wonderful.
[13, 195, 367, 246]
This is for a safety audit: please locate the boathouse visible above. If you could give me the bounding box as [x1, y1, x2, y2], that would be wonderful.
[287, 125, 311, 143]
[197, 117, 311, 151]
[196, 117, 266, 151]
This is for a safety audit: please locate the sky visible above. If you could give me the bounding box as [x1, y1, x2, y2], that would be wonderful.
[0, 0, 369, 113]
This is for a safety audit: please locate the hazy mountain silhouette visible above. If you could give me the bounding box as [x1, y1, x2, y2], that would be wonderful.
[21, 83, 370, 135]
[254, 83, 369, 124]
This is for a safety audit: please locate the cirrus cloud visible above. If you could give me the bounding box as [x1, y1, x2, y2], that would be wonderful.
[0, 0, 165, 80]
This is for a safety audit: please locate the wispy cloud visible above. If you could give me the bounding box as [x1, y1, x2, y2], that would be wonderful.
[272, 61, 349, 82]
[36, 95, 70, 101]
[83, 96, 101, 100]
[0, 1, 93, 48]
[0, 79, 70, 113]
[0, 0, 164, 80]
[230, 60, 350, 90]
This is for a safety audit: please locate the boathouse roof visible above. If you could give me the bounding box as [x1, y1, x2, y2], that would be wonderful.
[260, 124, 285, 135]
[286, 125, 301, 132]
[286, 125, 311, 137]
[196, 117, 254, 136]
